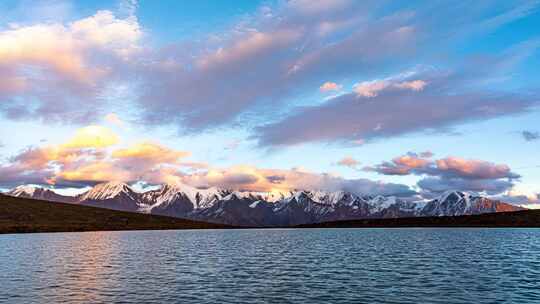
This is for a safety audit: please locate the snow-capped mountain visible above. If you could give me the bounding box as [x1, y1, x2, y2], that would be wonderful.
[5, 183, 525, 226]
[419, 190, 522, 216]
[141, 183, 229, 216]
[77, 182, 144, 212]
[6, 185, 76, 203]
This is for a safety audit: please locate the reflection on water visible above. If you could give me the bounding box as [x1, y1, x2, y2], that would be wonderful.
[1, 229, 540, 304]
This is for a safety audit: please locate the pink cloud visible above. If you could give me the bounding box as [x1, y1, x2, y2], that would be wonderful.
[395, 80, 427, 91]
[365, 152, 520, 195]
[435, 157, 517, 180]
[0, 10, 141, 123]
[354, 79, 427, 98]
[320, 81, 342, 92]
[354, 80, 390, 97]
[336, 156, 360, 169]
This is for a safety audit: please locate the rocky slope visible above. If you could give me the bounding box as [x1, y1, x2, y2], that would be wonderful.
[5, 182, 525, 226]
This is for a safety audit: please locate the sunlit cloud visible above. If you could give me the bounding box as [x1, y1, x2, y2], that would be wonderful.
[63, 125, 119, 149]
[354, 78, 427, 98]
[0, 10, 141, 123]
[254, 66, 536, 147]
[180, 165, 414, 197]
[0, 126, 414, 197]
[336, 156, 360, 170]
[112, 142, 190, 164]
[320, 81, 342, 92]
[0, 0, 539, 203]
[365, 152, 520, 195]
[394, 80, 427, 91]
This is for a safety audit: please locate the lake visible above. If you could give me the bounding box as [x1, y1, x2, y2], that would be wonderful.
[1, 228, 539, 303]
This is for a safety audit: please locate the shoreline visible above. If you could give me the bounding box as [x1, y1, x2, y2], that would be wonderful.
[2, 195, 540, 235]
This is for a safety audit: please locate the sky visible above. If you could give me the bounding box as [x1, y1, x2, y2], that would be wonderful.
[0, 0, 539, 204]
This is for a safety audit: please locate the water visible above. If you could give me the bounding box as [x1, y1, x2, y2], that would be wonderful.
[1, 228, 539, 304]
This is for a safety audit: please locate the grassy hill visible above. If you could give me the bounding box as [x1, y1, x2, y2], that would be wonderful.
[297, 209, 540, 228]
[0, 194, 230, 234]
[2, 194, 539, 234]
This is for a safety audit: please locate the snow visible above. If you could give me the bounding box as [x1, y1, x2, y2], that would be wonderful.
[145, 182, 225, 210]
[249, 201, 261, 208]
[438, 190, 472, 208]
[369, 195, 397, 212]
[307, 190, 346, 205]
[9, 185, 39, 196]
[79, 181, 133, 201]
[7, 182, 505, 221]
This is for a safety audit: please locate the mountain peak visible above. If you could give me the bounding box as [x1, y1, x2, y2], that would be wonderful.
[3, 182, 526, 226]
[437, 190, 471, 204]
[79, 181, 134, 201]
[8, 185, 40, 196]
[6, 185, 75, 203]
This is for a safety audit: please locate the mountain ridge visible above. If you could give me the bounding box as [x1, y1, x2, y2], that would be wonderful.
[5, 182, 525, 227]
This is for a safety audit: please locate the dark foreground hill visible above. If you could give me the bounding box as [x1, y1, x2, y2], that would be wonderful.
[1, 194, 538, 234]
[0, 194, 230, 234]
[297, 209, 540, 228]
[7, 183, 525, 227]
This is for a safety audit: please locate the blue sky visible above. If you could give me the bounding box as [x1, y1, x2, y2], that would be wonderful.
[0, 0, 539, 203]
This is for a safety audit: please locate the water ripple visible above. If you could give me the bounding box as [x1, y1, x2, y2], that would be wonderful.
[1, 228, 539, 303]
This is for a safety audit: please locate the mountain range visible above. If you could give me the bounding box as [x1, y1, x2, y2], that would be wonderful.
[5, 182, 525, 227]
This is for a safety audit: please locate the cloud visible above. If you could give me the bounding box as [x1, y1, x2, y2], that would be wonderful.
[0, 125, 526, 199]
[56, 161, 131, 185]
[112, 142, 190, 164]
[0, 126, 191, 187]
[254, 68, 536, 147]
[2, 1, 537, 140]
[417, 177, 514, 195]
[0, 127, 415, 197]
[394, 80, 427, 91]
[366, 152, 520, 195]
[354, 80, 390, 98]
[336, 156, 360, 169]
[367, 152, 519, 179]
[499, 186, 540, 204]
[136, 1, 424, 131]
[287, 0, 353, 16]
[0, 10, 141, 123]
[522, 130, 540, 141]
[364, 152, 432, 175]
[63, 125, 119, 148]
[434, 157, 519, 180]
[419, 151, 434, 158]
[0, 164, 55, 189]
[118, 0, 138, 18]
[0, 143, 105, 188]
[180, 165, 415, 197]
[320, 82, 342, 92]
[354, 78, 427, 98]
[224, 139, 241, 151]
[58, 142, 191, 185]
[104, 113, 125, 127]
